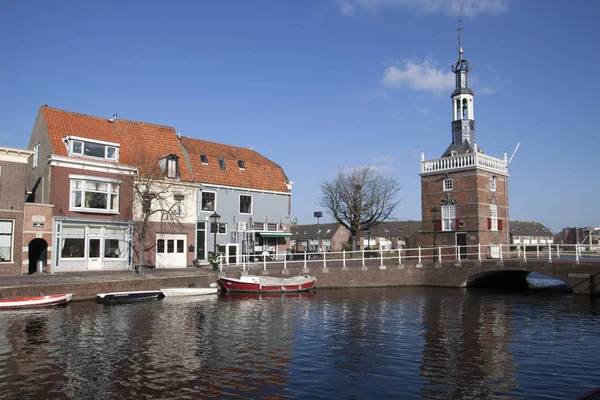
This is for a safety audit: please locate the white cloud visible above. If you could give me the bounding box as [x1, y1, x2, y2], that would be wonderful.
[338, 0, 508, 16]
[382, 58, 454, 94]
[417, 107, 429, 114]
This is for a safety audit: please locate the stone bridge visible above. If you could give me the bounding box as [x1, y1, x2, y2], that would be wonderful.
[224, 257, 600, 296]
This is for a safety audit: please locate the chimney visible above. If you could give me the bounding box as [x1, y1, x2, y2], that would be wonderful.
[113, 113, 118, 121]
[177, 130, 181, 139]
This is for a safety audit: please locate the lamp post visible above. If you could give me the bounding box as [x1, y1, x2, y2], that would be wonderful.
[314, 211, 323, 253]
[210, 211, 221, 271]
[430, 206, 440, 260]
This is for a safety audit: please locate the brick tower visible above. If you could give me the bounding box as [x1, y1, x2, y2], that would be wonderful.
[419, 15, 509, 260]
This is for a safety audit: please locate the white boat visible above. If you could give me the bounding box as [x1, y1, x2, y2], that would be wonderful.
[160, 285, 218, 297]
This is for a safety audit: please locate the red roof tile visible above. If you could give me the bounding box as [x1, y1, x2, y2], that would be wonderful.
[180, 137, 290, 193]
[41, 106, 193, 181]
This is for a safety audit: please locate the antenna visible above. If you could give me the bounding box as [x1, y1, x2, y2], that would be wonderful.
[508, 141, 521, 164]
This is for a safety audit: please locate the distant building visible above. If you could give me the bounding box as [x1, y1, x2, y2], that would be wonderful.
[359, 221, 422, 250]
[290, 223, 348, 252]
[509, 221, 554, 247]
[290, 220, 423, 253]
[555, 227, 599, 250]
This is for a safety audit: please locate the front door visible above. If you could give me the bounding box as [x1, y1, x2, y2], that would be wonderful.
[456, 233, 468, 260]
[88, 238, 102, 270]
[227, 244, 238, 265]
[196, 222, 206, 260]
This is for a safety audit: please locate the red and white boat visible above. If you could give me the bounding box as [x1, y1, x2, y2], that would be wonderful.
[217, 275, 316, 293]
[0, 293, 73, 310]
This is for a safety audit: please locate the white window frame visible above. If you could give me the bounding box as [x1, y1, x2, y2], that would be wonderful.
[33, 143, 40, 168]
[67, 136, 120, 161]
[167, 158, 178, 179]
[442, 205, 456, 231]
[201, 191, 216, 212]
[490, 205, 498, 231]
[443, 178, 453, 191]
[490, 176, 497, 192]
[210, 222, 227, 235]
[69, 176, 120, 214]
[0, 220, 14, 263]
[239, 194, 253, 215]
[174, 193, 185, 217]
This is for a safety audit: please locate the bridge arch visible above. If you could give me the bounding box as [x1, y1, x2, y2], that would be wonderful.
[462, 268, 573, 293]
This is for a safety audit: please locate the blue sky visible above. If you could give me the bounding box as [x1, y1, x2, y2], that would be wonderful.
[1, 0, 598, 233]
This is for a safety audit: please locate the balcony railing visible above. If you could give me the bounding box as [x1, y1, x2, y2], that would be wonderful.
[421, 152, 508, 175]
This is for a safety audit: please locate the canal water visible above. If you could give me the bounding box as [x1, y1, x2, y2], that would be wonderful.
[1, 285, 599, 399]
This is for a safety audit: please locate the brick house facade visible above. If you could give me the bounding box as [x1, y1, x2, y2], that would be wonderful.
[0, 146, 33, 275]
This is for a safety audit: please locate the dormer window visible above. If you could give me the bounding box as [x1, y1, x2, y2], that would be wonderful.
[160, 154, 180, 179]
[200, 154, 208, 164]
[67, 136, 119, 161]
[238, 160, 245, 169]
[218, 157, 226, 170]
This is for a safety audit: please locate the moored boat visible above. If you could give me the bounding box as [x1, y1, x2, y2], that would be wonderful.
[0, 293, 73, 310]
[217, 275, 316, 293]
[160, 287, 218, 297]
[96, 290, 163, 305]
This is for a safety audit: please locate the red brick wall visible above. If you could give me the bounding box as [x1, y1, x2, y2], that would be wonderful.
[22, 203, 54, 274]
[0, 159, 28, 275]
[420, 167, 509, 255]
[50, 166, 134, 220]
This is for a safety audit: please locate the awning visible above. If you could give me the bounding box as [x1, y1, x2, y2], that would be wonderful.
[259, 232, 293, 237]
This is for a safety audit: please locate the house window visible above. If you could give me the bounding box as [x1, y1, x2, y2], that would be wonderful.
[174, 193, 185, 216]
[0, 220, 14, 262]
[200, 154, 208, 164]
[238, 160, 245, 169]
[201, 191, 215, 212]
[490, 176, 497, 192]
[490, 205, 498, 231]
[443, 179, 453, 191]
[33, 144, 40, 168]
[70, 178, 119, 213]
[68, 138, 119, 161]
[167, 158, 178, 179]
[442, 205, 456, 231]
[239, 195, 252, 214]
[218, 157, 226, 170]
[104, 228, 127, 259]
[61, 226, 85, 258]
[210, 222, 227, 235]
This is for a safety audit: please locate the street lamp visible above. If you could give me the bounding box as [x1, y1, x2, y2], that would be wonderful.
[314, 211, 323, 253]
[430, 206, 440, 260]
[210, 211, 221, 271]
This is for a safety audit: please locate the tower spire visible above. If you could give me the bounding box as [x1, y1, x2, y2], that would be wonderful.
[457, 8, 463, 61]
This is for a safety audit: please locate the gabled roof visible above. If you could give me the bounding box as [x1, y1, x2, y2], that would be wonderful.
[358, 220, 422, 238]
[509, 221, 553, 237]
[180, 136, 290, 193]
[291, 223, 342, 240]
[40, 106, 193, 181]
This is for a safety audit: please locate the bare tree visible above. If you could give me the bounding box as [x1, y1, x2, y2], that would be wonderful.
[319, 166, 401, 251]
[122, 152, 194, 270]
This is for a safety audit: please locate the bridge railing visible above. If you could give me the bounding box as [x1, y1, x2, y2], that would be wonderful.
[219, 243, 600, 272]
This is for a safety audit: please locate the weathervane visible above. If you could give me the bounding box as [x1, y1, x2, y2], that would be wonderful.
[457, 7, 463, 60]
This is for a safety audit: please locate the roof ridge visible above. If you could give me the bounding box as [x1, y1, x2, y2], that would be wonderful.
[180, 136, 257, 153]
[42, 105, 176, 130]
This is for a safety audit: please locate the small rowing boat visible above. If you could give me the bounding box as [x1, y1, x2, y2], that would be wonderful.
[96, 290, 163, 305]
[217, 275, 316, 293]
[0, 293, 73, 310]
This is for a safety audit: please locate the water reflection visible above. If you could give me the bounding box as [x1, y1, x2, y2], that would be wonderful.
[0, 288, 598, 399]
